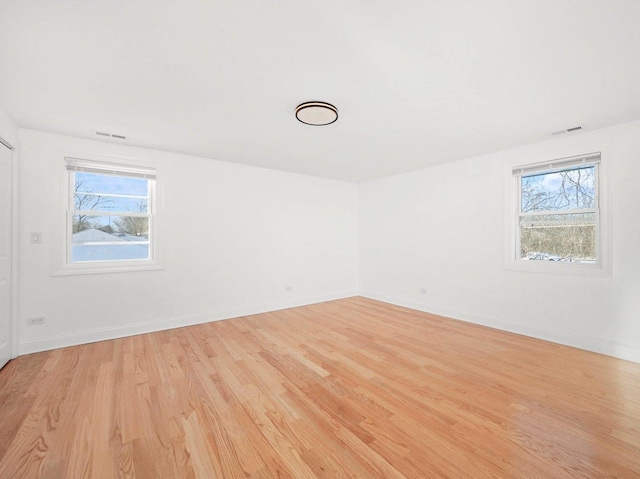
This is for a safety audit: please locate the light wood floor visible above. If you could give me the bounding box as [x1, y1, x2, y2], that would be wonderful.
[1, 297, 639, 478]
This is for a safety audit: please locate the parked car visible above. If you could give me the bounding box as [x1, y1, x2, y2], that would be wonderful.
[525, 252, 562, 261]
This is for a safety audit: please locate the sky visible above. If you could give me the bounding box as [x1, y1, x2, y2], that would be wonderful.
[75, 172, 149, 213]
[522, 166, 595, 211]
[76, 172, 148, 196]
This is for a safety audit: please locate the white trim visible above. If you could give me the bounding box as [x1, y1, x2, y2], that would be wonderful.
[11, 142, 19, 359]
[519, 208, 595, 217]
[52, 261, 163, 276]
[512, 152, 600, 176]
[19, 290, 359, 354]
[1, 137, 20, 361]
[360, 291, 640, 364]
[75, 192, 148, 200]
[73, 211, 150, 218]
[66, 157, 156, 179]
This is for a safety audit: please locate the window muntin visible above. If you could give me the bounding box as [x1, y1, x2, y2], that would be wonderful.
[515, 154, 599, 264]
[67, 160, 155, 264]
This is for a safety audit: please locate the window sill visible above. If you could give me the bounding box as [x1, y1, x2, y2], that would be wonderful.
[505, 259, 611, 278]
[53, 261, 163, 276]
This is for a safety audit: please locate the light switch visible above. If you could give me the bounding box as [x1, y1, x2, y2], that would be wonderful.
[31, 232, 42, 244]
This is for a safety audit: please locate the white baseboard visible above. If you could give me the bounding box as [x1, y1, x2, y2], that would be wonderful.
[360, 291, 640, 364]
[19, 290, 358, 355]
[20, 290, 640, 365]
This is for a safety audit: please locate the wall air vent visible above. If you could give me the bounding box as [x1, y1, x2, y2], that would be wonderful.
[94, 130, 127, 140]
[552, 126, 583, 136]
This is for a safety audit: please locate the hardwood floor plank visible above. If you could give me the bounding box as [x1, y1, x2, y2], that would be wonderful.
[1, 297, 640, 478]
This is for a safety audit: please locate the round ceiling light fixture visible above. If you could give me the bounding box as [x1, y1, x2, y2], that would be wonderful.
[295, 101, 338, 126]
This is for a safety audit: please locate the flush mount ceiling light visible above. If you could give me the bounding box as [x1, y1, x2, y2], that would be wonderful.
[295, 101, 338, 126]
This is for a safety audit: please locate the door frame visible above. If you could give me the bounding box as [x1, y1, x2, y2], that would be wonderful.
[0, 136, 18, 360]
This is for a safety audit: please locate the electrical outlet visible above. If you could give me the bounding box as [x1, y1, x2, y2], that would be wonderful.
[27, 317, 45, 325]
[285, 286, 293, 292]
[420, 288, 428, 295]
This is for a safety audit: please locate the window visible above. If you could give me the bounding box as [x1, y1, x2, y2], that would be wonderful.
[66, 158, 156, 265]
[513, 153, 601, 267]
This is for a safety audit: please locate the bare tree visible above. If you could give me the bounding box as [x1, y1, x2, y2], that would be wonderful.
[521, 167, 594, 213]
[73, 178, 112, 233]
[114, 200, 148, 237]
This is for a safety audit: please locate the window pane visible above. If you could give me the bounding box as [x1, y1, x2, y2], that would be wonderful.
[521, 166, 595, 212]
[72, 215, 149, 262]
[74, 194, 148, 213]
[519, 213, 595, 262]
[75, 172, 149, 196]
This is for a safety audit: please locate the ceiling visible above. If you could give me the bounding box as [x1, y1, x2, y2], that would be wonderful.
[0, 1, 639, 182]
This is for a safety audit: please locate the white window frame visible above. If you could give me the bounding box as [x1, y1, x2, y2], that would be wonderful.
[506, 151, 611, 277]
[53, 155, 163, 276]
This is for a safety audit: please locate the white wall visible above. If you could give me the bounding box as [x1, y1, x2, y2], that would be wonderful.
[360, 120, 640, 363]
[19, 129, 358, 353]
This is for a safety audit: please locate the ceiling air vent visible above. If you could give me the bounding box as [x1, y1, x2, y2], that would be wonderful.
[552, 126, 583, 136]
[94, 130, 127, 140]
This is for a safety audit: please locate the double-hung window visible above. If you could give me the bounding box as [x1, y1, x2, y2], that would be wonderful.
[66, 158, 156, 265]
[513, 153, 600, 266]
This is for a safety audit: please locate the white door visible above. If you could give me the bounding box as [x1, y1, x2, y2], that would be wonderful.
[0, 142, 13, 369]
